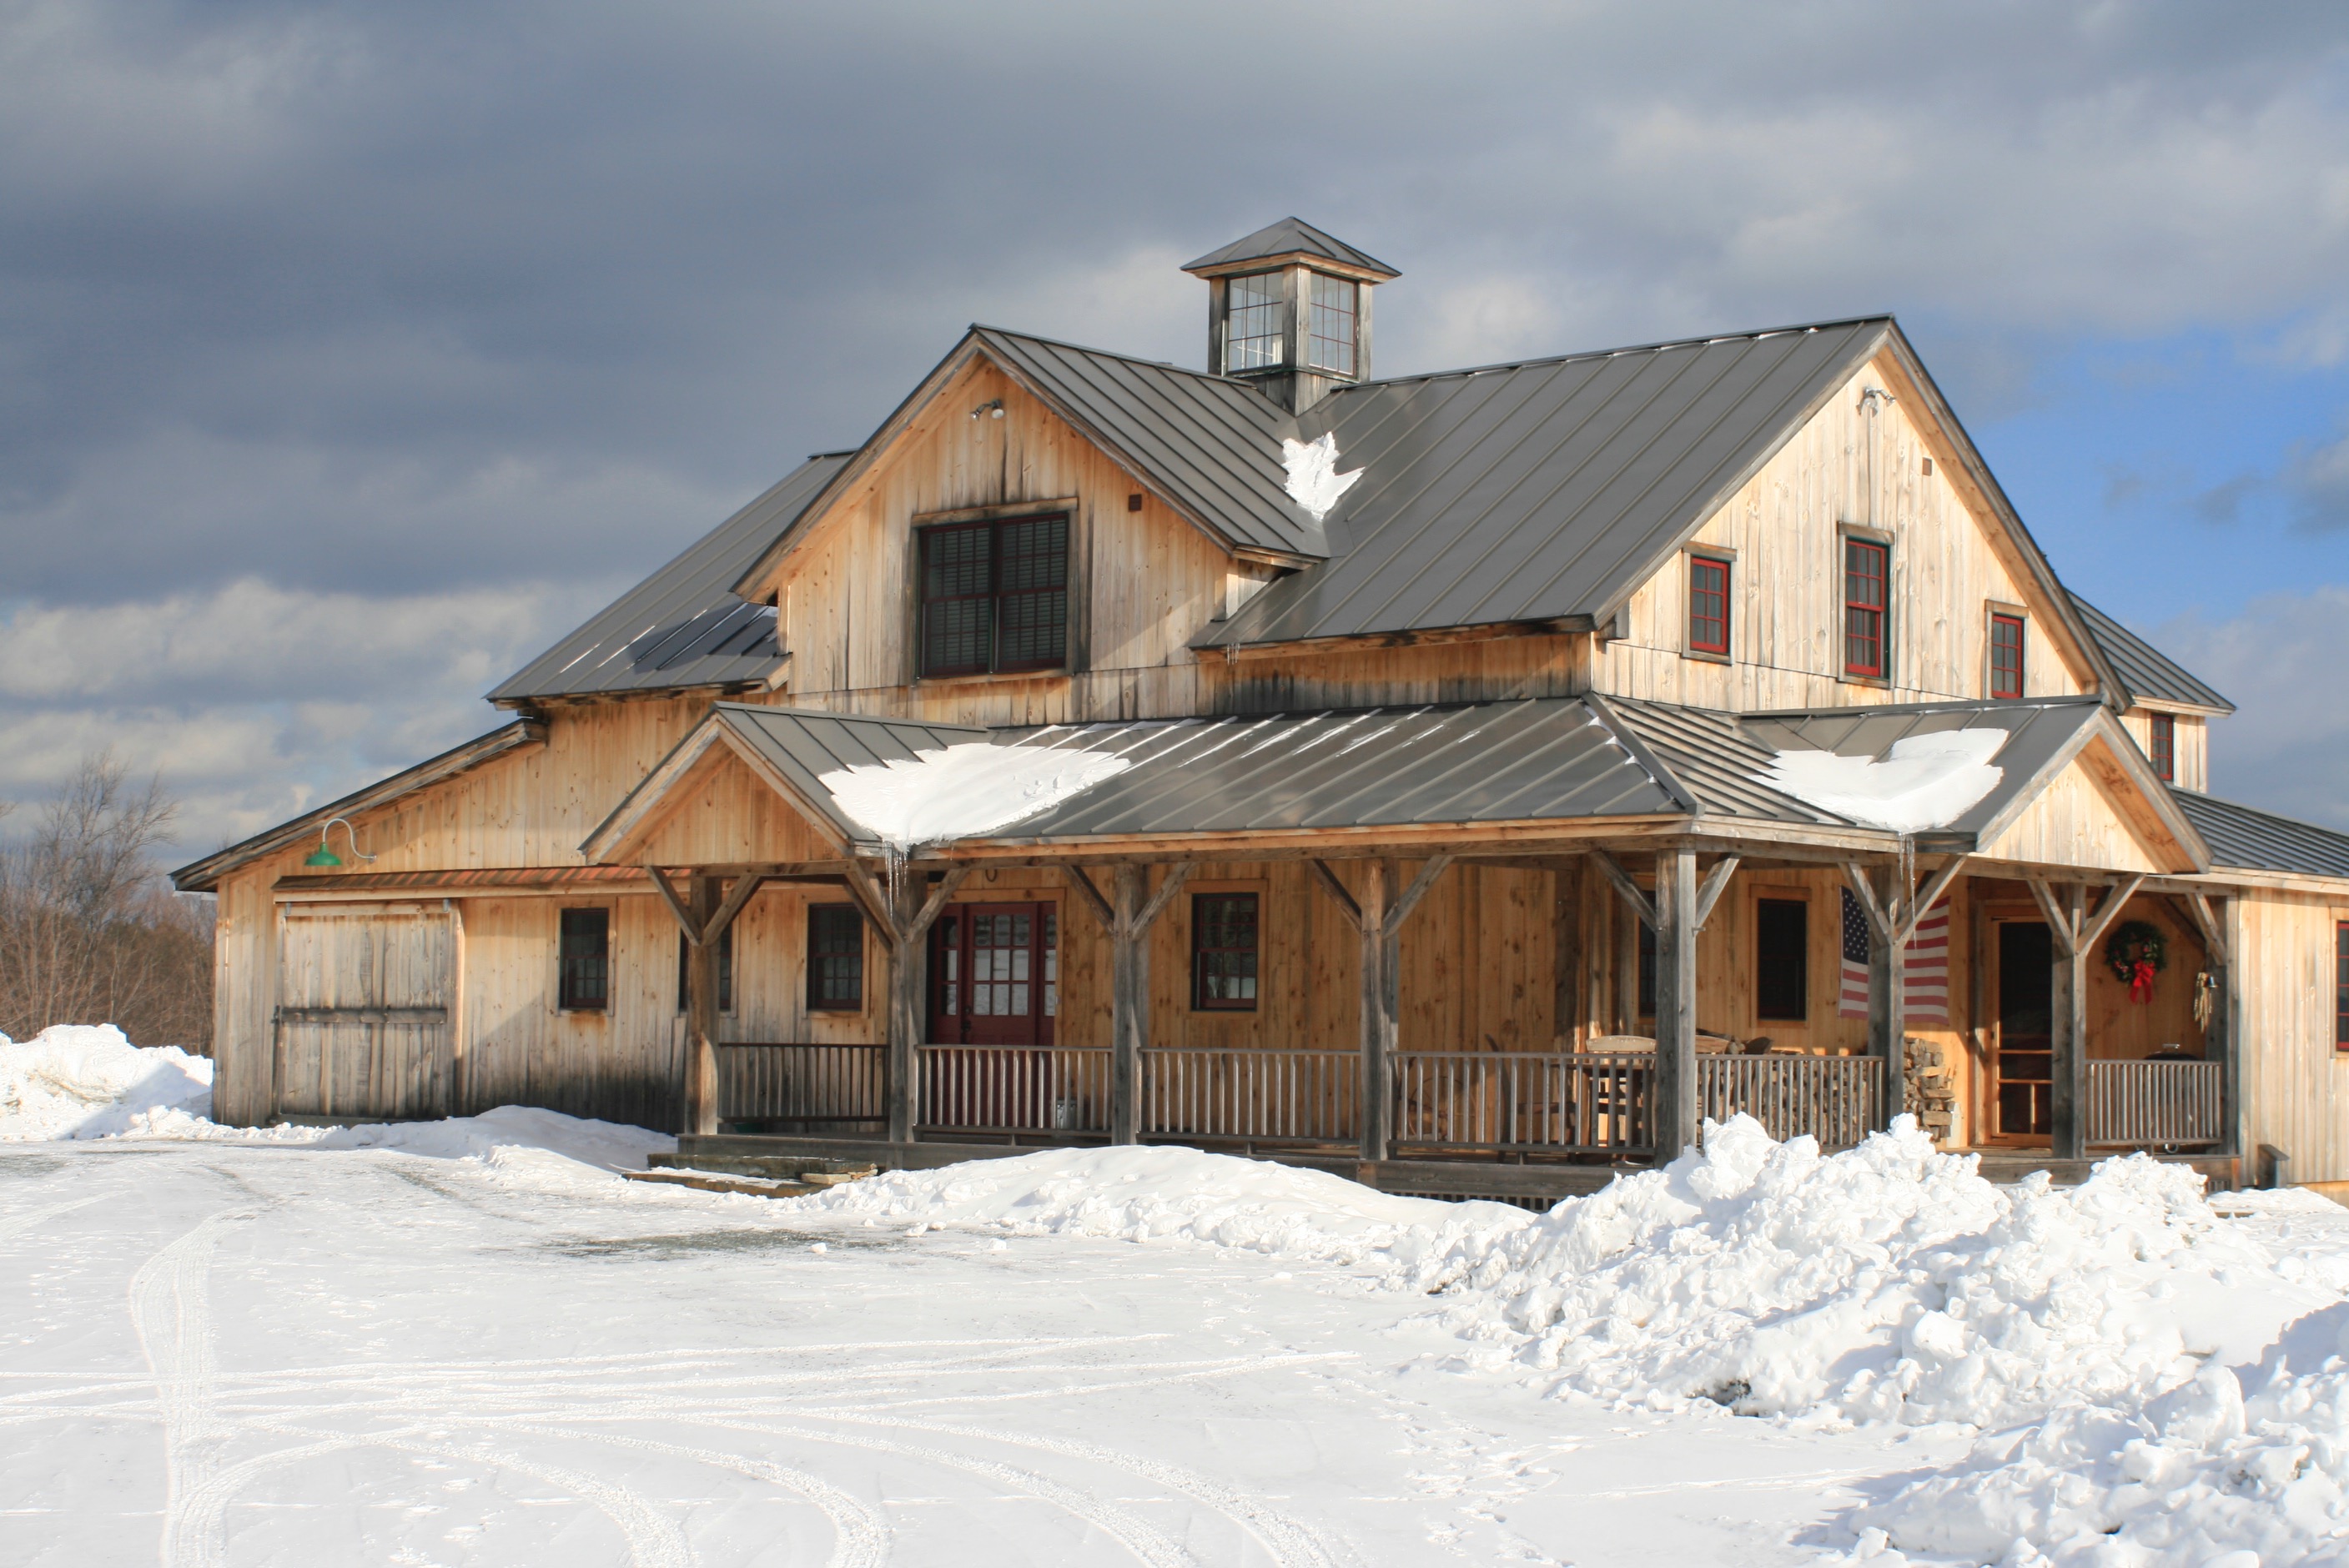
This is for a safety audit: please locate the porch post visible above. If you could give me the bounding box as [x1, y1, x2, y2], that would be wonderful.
[1108, 863, 1191, 1145]
[2050, 883, 2087, 1160]
[1359, 858, 1396, 1162]
[2215, 897, 2241, 1168]
[885, 872, 927, 1144]
[1864, 867, 1908, 1119]
[1615, 882, 1640, 1033]
[684, 874, 722, 1136]
[1652, 848, 1698, 1160]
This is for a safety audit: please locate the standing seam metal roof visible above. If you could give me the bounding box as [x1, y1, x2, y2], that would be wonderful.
[2068, 593, 2234, 713]
[489, 455, 848, 703]
[1181, 218, 1400, 279]
[2170, 789, 2349, 878]
[1194, 319, 1892, 647]
[969, 328, 1320, 557]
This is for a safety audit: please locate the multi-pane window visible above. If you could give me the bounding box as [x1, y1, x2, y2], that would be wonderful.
[917, 514, 1069, 677]
[1756, 898, 1808, 1021]
[1305, 275, 1356, 376]
[1226, 272, 1285, 371]
[2150, 712, 2176, 782]
[1193, 892, 1260, 1010]
[1989, 612, 2025, 699]
[807, 904, 863, 1011]
[2337, 922, 2349, 1049]
[1688, 555, 1731, 656]
[1844, 539, 1889, 678]
[557, 908, 609, 1011]
[675, 924, 733, 1014]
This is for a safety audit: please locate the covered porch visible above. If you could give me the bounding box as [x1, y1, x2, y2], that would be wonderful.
[588, 695, 2244, 1197]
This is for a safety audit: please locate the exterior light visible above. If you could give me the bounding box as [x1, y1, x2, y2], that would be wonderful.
[304, 817, 377, 871]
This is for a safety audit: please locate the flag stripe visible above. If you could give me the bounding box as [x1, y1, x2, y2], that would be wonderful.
[1838, 887, 1953, 1023]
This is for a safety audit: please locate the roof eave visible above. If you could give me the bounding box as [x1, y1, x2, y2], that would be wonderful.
[169, 720, 548, 894]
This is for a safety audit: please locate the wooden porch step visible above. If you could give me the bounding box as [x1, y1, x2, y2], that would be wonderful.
[621, 1168, 821, 1198]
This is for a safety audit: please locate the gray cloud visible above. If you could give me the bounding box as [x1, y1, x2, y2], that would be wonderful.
[7, 1, 2349, 843]
[2156, 591, 2349, 829]
[2288, 434, 2349, 530]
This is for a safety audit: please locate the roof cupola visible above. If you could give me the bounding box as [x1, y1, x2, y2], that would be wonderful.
[1182, 218, 1399, 413]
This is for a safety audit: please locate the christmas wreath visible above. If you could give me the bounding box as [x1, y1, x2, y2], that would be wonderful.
[2105, 920, 2166, 1003]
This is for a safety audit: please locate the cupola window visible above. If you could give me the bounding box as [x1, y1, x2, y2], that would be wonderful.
[1306, 274, 1357, 376]
[1225, 273, 1286, 372]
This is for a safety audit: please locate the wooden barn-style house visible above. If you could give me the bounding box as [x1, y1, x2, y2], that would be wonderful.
[176, 219, 2349, 1200]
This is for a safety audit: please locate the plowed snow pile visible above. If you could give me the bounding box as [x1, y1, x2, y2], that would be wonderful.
[1429, 1114, 2327, 1430]
[787, 1143, 1528, 1265]
[0, 1024, 214, 1139]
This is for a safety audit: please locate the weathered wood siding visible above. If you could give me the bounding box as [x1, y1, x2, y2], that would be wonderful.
[2236, 888, 2349, 1181]
[1976, 762, 2169, 874]
[2118, 709, 2209, 792]
[1600, 358, 2098, 711]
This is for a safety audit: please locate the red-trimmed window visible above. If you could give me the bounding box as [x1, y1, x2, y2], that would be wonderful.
[2337, 922, 2349, 1049]
[2150, 713, 2176, 782]
[1844, 540, 1888, 677]
[1193, 892, 1259, 1010]
[1989, 612, 2025, 699]
[1688, 555, 1731, 656]
[917, 514, 1069, 677]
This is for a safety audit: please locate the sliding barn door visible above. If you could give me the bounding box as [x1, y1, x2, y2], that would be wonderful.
[274, 904, 455, 1122]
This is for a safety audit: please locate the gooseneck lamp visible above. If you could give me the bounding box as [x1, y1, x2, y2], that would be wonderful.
[304, 817, 378, 870]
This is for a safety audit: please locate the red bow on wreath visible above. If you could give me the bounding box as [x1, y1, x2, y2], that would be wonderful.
[2130, 959, 2157, 1004]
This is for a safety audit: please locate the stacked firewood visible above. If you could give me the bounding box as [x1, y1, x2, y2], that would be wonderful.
[1904, 1038, 1957, 1145]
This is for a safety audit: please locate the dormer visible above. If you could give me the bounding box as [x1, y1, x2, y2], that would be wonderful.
[1183, 218, 1399, 413]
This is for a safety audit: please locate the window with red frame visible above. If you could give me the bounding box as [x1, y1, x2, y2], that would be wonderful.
[1688, 555, 1731, 655]
[2150, 712, 2175, 782]
[1989, 612, 2025, 699]
[2337, 922, 2349, 1049]
[1843, 539, 1888, 677]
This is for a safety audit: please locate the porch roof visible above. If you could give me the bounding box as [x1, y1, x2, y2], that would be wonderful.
[588, 691, 2203, 865]
[2171, 788, 2349, 879]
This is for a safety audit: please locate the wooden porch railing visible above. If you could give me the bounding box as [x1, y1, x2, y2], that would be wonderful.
[1142, 1048, 1361, 1144]
[2085, 1058, 2224, 1148]
[1695, 1053, 1882, 1150]
[1395, 1053, 1653, 1155]
[917, 1045, 1114, 1137]
[716, 1043, 884, 1127]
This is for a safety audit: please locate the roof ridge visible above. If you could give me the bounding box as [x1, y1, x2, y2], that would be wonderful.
[968, 324, 1268, 391]
[1330, 314, 1899, 393]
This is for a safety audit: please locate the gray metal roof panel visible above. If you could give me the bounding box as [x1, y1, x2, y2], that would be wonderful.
[989, 699, 1681, 838]
[1602, 697, 1836, 823]
[2170, 789, 2349, 879]
[491, 455, 848, 701]
[971, 328, 1321, 556]
[1181, 218, 1400, 279]
[707, 704, 986, 844]
[2069, 594, 2234, 713]
[1195, 319, 1890, 647]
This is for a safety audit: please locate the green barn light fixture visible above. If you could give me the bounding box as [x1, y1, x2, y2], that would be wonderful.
[304, 817, 377, 870]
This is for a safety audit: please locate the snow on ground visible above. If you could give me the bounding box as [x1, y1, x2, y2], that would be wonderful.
[13, 1037, 2349, 1565]
[0, 1024, 215, 1140]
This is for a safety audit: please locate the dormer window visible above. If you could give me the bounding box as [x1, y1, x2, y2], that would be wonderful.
[1307, 275, 1357, 375]
[917, 513, 1069, 678]
[1227, 274, 1285, 371]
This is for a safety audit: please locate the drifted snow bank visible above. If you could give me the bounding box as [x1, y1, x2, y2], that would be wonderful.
[1427, 1115, 2326, 1430]
[1859, 1309, 2349, 1566]
[0, 1024, 214, 1139]
[311, 1106, 672, 1184]
[787, 1143, 1527, 1264]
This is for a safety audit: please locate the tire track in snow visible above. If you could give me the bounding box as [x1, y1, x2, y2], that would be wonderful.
[0, 1193, 103, 1243]
[130, 1206, 254, 1568]
[183, 1418, 696, 1568]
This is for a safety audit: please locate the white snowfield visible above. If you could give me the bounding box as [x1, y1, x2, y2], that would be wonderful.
[8, 1031, 2349, 1565]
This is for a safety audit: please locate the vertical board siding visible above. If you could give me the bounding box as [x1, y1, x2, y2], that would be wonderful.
[1602, 359, 2095, 711]
[2239, 889, 2349, 1182]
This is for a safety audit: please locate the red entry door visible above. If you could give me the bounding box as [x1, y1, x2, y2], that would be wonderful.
[928, 903, 1058, 1045]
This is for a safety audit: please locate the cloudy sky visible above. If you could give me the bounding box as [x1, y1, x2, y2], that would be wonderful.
[7, 0, 2349, 855]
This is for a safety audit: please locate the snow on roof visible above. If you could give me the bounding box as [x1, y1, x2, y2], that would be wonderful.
[1757, 728, 2007, 833]
[814, 741, 1132, 850]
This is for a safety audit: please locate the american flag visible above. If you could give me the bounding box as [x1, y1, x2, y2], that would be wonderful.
[1838, 887, 1953, 1024]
